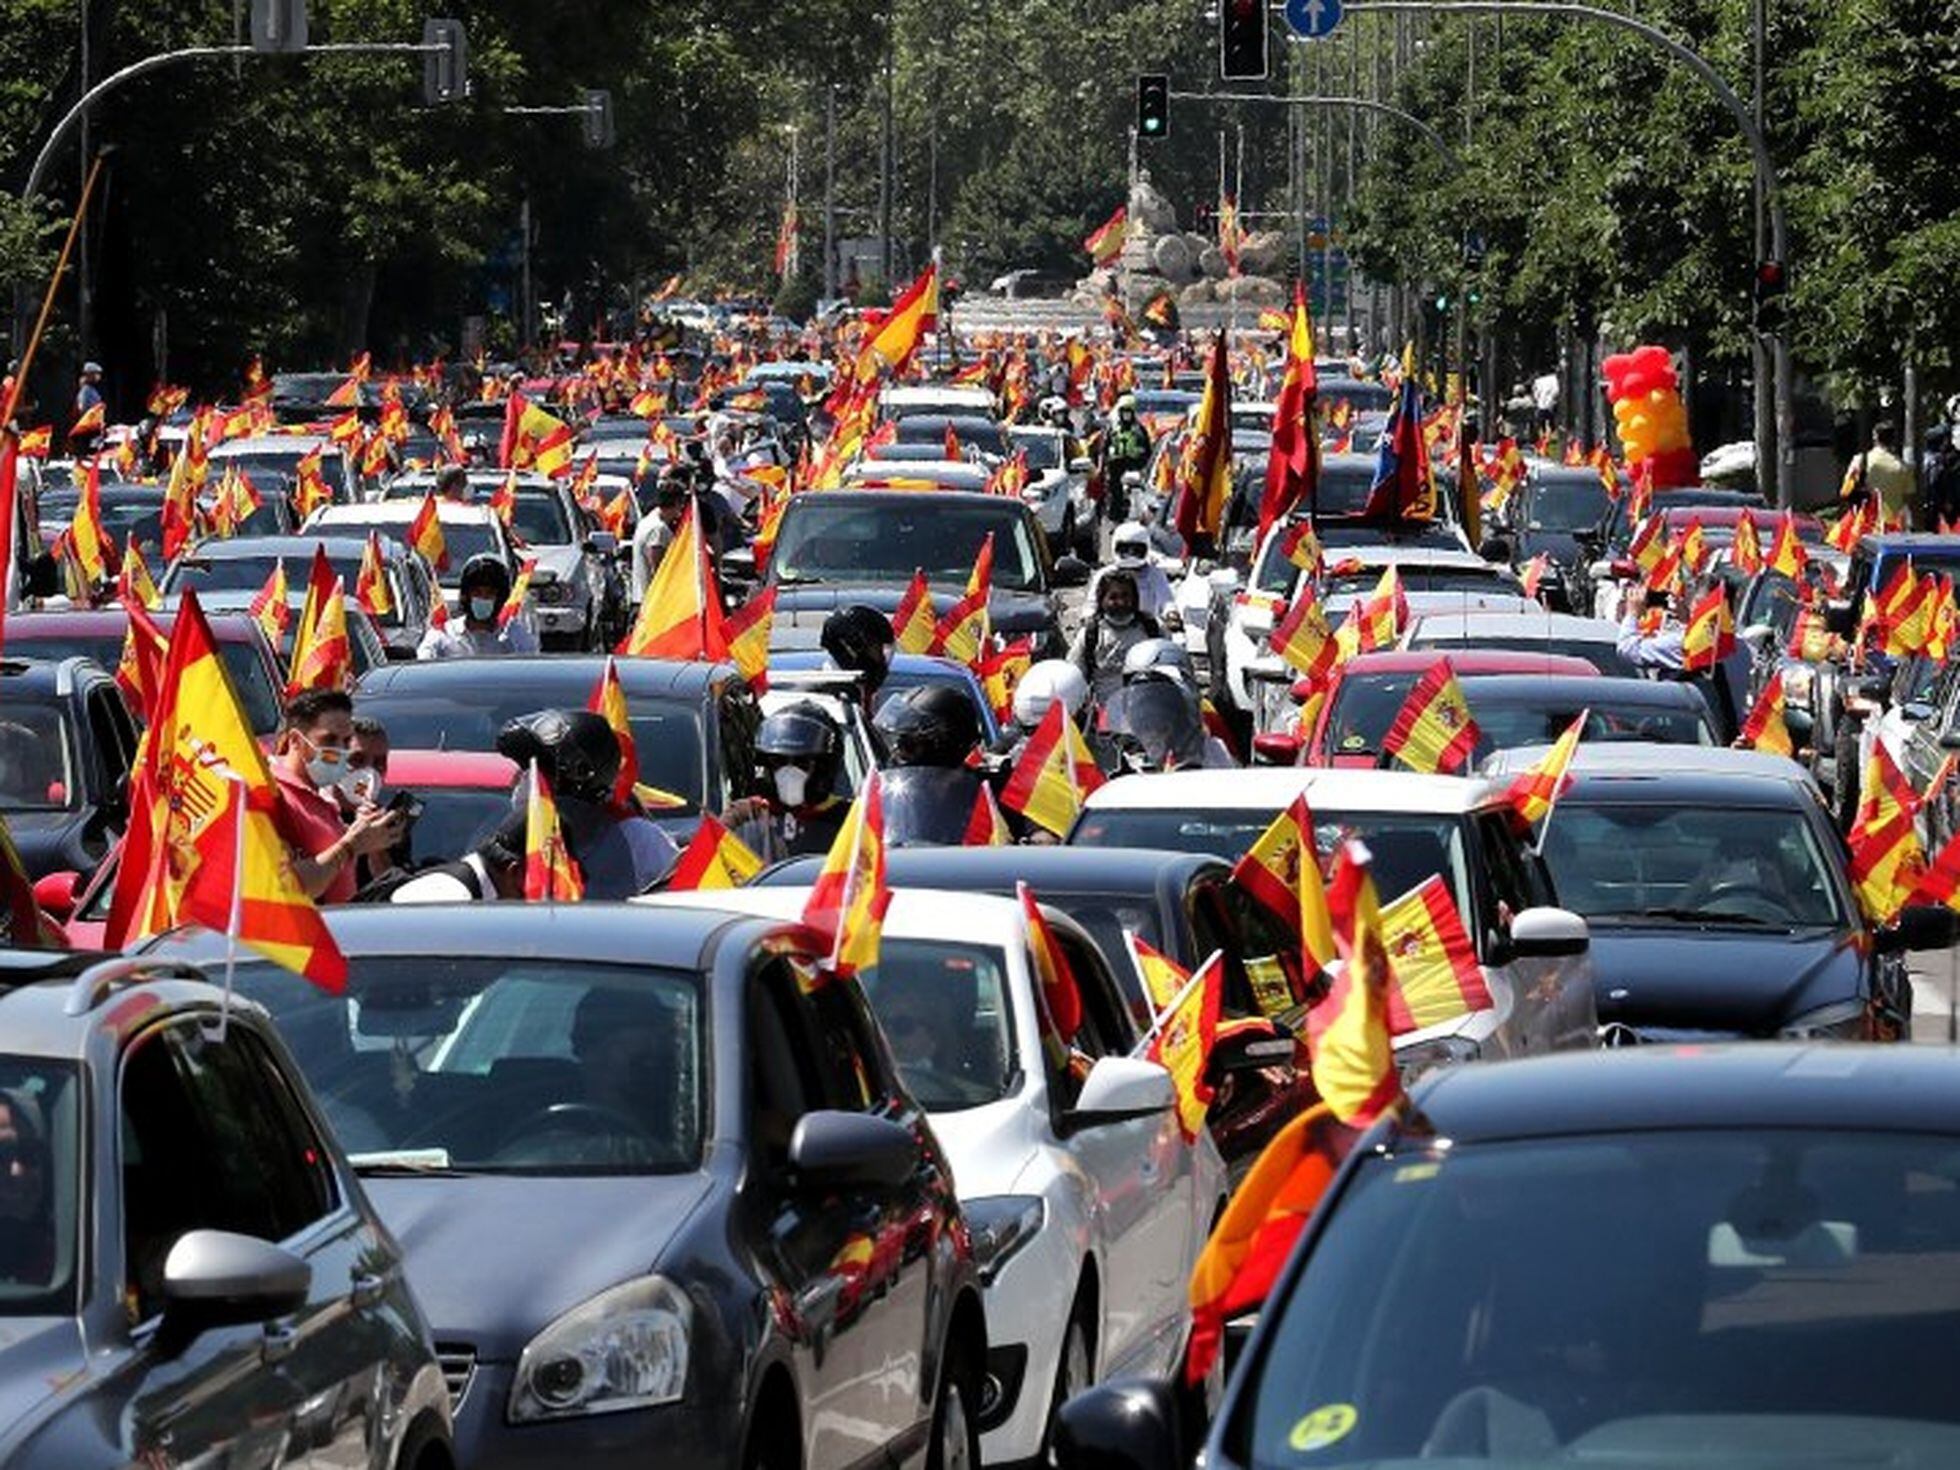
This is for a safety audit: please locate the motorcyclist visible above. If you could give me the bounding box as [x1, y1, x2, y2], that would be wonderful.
[1107, 639, 1236, 770]
[417, 552, 541, 658]
[496, 709, 679, 897]
[1067, 567, 1163, 711]
[726, 701, 852, 859]
[820, 604, 897, 720]
[874, 683, 987, 847]
[1087, 521, 1179, 626]
[1095, 394, 1152, 522]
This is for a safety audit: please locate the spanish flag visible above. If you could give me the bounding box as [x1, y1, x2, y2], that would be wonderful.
[976, 637, 1033, 727]
[16, 425, 51, 458]
[586, 655, 642, 812]
[1739, 671, 1793, 757]
[499, 557, 538, 631]
[751, 491, 787, 577]
[104, 588, 347, 988]
[161, 442, 201, 562]
[1316, 839, 1406, 1127]
[1848, 745, 1925, 921]
[1501, 709, 1586, 828]
[668, 813, 763, 890]
[69, 456, 114, 582]
[324, 352, 370, 408]
[69, 401, 106, 439]
[114, 595, 170, 723]
[800, 776, 891, 980]
[1143, 947, 1224, 1142]
[892, 569, 937, 654]
[212, 465, 264, 538]
[1276, 518, 1322, 574]
[523, 762, 585, 902]
[617, 502, 730, 660]
[724, 587, 775, 691]
[1127, 932, 1188, 1011]
[249, 559, 291, 647]
[930, 532, 993, 666]
[1019, 880, 1084, 1046]
[118, 539, 161, 611]
[1000, 701, 1103, 837]
[1730, 509, 1763, 575]
[1379, 876, 1492, 1034]
[853, 264, 939, 383]
[502, 392, 576, 478]
[1230, 794, 1336, 971]
[1381, 659, 1480, 774]
[1678, 516, 1708, 574]
[1626, 514, 1668, 582]
[1259, 284, 1321, 541]
[1268, 590, 1338, 680]
[1083, 205, 1129, 267]
[962, 783, 1009, 847]
[488, 470, 518, 530]
[293, 447, 334, 518]
[355, 530, 394, 618]
[1768, 512, 1808, 576]
[1172, 332, 1234, 544]
[287, 546, 348, 695]
[1681, 582, 1735, 671]
[409, 492, 449, 572]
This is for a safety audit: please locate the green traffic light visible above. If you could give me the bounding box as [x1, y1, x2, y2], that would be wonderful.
[1144, 120, 1161, 132]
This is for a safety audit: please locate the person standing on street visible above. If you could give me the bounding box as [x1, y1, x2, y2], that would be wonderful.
[1846, 420, 1916, 529]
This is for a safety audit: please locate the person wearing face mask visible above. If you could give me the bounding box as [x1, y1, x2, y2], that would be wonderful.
[340, 715, 414, 884]
[723, 703, 851, 859]
[270, 690, 405, 903]
[1087, 521, 1179, 625]
[1066, 567, 1163, 712]
[416, 553, 540, 658]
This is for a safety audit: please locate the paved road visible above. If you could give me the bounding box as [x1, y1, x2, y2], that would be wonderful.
[1912, 955, 1960, 1043]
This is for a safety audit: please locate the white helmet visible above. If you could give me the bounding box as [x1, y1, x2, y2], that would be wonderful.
[1039, 395, 1069, 423]
[1111, 521, 1151, 568]
[1012, 659, 1090, 729]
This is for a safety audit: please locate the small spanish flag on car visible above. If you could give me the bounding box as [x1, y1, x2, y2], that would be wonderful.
[1739, 671, 1794, 758]
[1681, 582, 1735, 670]
[668, 814, 763, 891]
[1378, 876, 1493, 1034]
[999, 702, 1103, 838]
[1381, 659, 1480, 774]
[800, 777, 891, 982]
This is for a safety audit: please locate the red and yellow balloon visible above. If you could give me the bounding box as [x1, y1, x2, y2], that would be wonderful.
[1602, 344, 1696, 489]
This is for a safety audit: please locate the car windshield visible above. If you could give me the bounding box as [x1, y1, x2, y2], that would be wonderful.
[0, 1059, 81, 1316]
[1540, 803, 1844, 927]
[1239, 1130, 1960, 1468]
[216, 450, 347, 487]
[895, 420, 1007, 457]
[512, 494, 573, 546]
[238, 958, 702, 1173]
[1739, 571, 1805, 640]
[172, 552, 409, 627]
[772, 499, 1044, 592]
[1011, 432, 1063, 471]
[0, 703, 78, 812]
[330, 517, 501, 581]
[861, 940, 1017, 1112]
[1473, 692, 1715, 755]
[1524, 477, 1613, 532]
[361, 690, 706, 806]
[395, 786, 515, 868]
[1324, 567, 1510, 599]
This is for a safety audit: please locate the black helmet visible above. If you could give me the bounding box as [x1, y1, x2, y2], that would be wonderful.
[459, 552, 512, 604]
[496, 708, 621, 804]
[756, 701, 844, 806]
[874, 684, 980, 768]
[821, 604, 896, 696]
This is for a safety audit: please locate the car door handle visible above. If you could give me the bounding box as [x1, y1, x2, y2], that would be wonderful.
[350, 1271, 387, 1308]
[262, 1321, 299, 1365]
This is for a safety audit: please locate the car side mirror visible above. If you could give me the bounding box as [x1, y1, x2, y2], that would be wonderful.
[1877, 903, 1960, 954]
[1251, 731, 1303, 766]
[722, 546, 757, 579]
[162, 1229, 311, 1334]
[1480, 535, 1514, 564]
[1903, 700, 1936, 723]
[787, 1110, 917, 1190]
[1067, 1056, 1173, 1128]
[1052, 554, 1090, 588]
[1739, 622, 1776, 650]
[1509, 906, 1591, 958]
[586, 531, 619, 556]
[1823, 598, 1856, 637]
[1068, 457, 1094, 474]
[1055, 1378, 1184, 1470]
[32, 870, 79, 921]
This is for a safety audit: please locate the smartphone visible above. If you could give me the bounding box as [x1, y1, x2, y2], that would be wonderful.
[385, 790, 425, 823]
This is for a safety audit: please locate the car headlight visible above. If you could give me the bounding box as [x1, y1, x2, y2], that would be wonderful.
[963, 1195, 1045, 1285]
[1779, 998, 1871, 1041]
[1392, 1034, 1480, 1087]
[508, 1275, 691, 1422]
[536, 581, 574, 605]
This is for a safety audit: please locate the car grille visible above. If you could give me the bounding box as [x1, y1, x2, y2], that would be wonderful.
[436, 1345, 477, 1411]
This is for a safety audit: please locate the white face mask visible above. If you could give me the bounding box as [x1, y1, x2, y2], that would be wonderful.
[1104, 608, 1136, 629]
[773, 766, 811, 809]
[340, 767, 381, 806]
[303, 744, 346, 792]
[468, 595, 499, 623]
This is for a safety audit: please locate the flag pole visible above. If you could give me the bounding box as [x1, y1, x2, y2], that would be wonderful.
[1531, 714, 1589, 857]
[1129, 949, 1218, 1058]
[4, 154, 106, 426]
[216, 772, 247, 1042]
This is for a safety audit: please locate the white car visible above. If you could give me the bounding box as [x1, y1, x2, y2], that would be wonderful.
[1070, 767, 1600, 1072]
[1006, 424, 1091, 553]
[878, 384, 997, 421]
[302, 499, 522, 598]
[1402, 607, 1640, 677]
[635, 887, 1228, 1465]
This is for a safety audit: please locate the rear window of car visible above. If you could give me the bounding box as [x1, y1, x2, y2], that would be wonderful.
[0, 703, 79, 812]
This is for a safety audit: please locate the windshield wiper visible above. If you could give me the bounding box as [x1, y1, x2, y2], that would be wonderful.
[771, 569, 825, 585]
[1613, 907, 1788, 928]
[348, 1148, 465, 1176]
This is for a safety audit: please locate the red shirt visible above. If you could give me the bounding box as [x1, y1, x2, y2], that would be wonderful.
[271, 765, 356, 904]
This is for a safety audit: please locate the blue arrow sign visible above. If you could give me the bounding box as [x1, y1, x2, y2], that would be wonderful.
[1285, 0, 1344, 38]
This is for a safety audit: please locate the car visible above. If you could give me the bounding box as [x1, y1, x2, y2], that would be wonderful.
[163, 533, 438, 661]
[354, 655, 762, 833]
[0, 948, 453, 1470]
[1005, 424, 1092, 554]
[36, 477, 290, 557]
[378, 748, 521, 869]
[639, 886, 1226, 1467]
[1574, 485, 1766, 617]
[762, 490, 1087, 658]
[1482, 463, 1619, 611]
[1478, 742, 1955, 1041]
[1058, 1043, 1960, 1470]
[755, 844, 1319, 1166]
[878, 383, 998, 421]
[882, 414, 1009, 462]
[1402, 606, 1641, 676]
[0, 656, 140, 880]
[841, 460, 997, 494]
[1291, 649, 1602, 766]
[152, 903, 987, 1470]
[303, 496, 523, 599]
[1069, 768, 1599, 1072]
[208, 432, 360, 505]
[2, 607, 287, 737]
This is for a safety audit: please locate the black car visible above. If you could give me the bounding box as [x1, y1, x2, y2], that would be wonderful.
[758, 845, 1318, 1167]
[760, 490, 1086, 657]
[1492, 748, 1955, 1041]
[154, 904, 988, 1470]
[1061, 1044, 1960, 1470]
[1485, 465, 1618, 611]
[0, 949, 454, 1469]
[355, 655, 762, 836]
[162, 533, 438, 661]
[1574, 486, 1767, 615]
[0, 657, 139, 880]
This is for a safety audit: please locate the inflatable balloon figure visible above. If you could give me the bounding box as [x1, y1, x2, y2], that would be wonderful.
[1603, 344, 1697, 489]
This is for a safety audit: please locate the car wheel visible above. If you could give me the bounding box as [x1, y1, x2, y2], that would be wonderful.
[1045, 1298, 1094, 1452]
[926, 1345, 979, 1470]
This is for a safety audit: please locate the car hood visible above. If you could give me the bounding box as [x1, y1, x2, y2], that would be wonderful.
[1587, 925, 1864, 1036]
[767, 586, 1055, 647]
[367, 1172, 714, 1362]
[526, 544, 587, 584]
[924, 1096, 1043, 1199]
[0, 1317, 83, 1453]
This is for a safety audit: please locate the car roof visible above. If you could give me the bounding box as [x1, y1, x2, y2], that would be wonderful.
[880, 385, 995, 407]
[1324, 546, 1498, 572]
[791, 488, 1025, 514]
[356, 653, 739, 699]
[1482, 741, 1815, 790]
[311, 501, 498, 527]
[1405, 1043, 1960, 1143]
[5, 608, 263, 642]
[208, 435, 335, 456]
[1860, 532, 1960, 553]
[0, 953, 248, 1058]
[1407, 609, 1622, 640]
[1081, 767, 1505, 816]
[1461, 674, 1708, 706]
[1338, 649, 1600, 677]
[0, 654, 106, 695]
[383, 749, 519, 786]
[638, 886, 1046, 945]
[763, 844, 1228, 893]
[184, 533, 374, 559]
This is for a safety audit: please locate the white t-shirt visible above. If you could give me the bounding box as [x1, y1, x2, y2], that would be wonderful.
[416, 617, 540, 659]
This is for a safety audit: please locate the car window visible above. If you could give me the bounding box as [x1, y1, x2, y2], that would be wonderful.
[85, 685, 134, 787]
[1473, 811, 1541, 942]
[0, 702, 78, 812]
[1199, 876, 1311, 1022]
[772, 499, 1045, 593]
[862, 940, 1017, 1112]
[512, 494, 573, 547]
[0, 1058, 82, 1316]
[1059, 929, 1137, 1058]
[120, 1021, 338, 1323]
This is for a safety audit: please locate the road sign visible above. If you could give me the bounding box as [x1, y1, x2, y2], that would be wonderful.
[1285, 0, 1344, 39]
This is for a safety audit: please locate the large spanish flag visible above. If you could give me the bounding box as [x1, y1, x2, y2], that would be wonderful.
[854, 264, 939, 383]
[1381, 659, 1480, 773]
[800, 776, 891, 980]
[1000, 701, 1103, 837]
[1258, 283, 1320, 540]
[104, 589, 347, 988]
[1083, 205, 1128, 268]
[1314, 839, 1406, 1129]
[618, 502, 730, 660]
[1379, 876, 1492, 1034]
[1172, 332, 1234, 544]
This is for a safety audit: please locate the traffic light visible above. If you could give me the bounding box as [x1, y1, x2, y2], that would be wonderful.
[1753, 259, 1787, 335]
[249, 0, 307, 52]
[1136, 74, 1170, 141]
[581, 88, 616, 149]
[422, 18, 468, 105]
[1220, 0, 1269, 80]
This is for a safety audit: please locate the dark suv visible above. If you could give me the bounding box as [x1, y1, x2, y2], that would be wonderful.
[0, 950, 454, 1469]
[0, 657, 140, 880]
